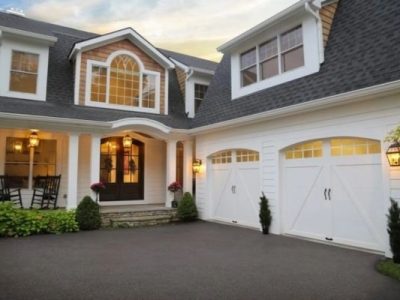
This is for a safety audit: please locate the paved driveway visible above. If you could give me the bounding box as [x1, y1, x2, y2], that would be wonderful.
[0, 222, 399, 300]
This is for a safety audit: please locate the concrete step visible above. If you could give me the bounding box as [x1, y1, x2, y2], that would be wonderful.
[101, 208, 178, 228]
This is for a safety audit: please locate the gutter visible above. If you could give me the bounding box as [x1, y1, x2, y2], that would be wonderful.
[0, 26, 58, 46]
[188, 80, 400, 135]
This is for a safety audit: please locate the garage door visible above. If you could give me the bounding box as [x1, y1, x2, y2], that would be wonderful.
[210, 150, 260, 228]
[282, 138, 384, 251]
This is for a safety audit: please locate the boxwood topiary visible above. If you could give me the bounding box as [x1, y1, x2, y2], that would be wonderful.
[177, 192, 198, 222]
[75, 196, 101, 230]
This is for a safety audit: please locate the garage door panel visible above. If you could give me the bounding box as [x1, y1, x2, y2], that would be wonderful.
[212, 168, 235, 223]
[284, 166, 326, 233]
[236, 168, 260, 227]
[331, 165, 383, 250]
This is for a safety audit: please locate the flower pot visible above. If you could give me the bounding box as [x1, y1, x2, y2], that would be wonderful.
[262, 227, 269, 234]
[171, 200, 178, 208]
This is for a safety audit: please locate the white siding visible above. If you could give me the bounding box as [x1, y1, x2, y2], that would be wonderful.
[195, 93, 400, 255]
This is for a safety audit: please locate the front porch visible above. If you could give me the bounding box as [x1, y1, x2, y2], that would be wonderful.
[0, 125, 194, 209]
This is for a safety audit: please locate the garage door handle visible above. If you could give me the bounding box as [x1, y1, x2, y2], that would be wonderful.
[324, 188, 327, 200]
[328, 188, 331, 200]
[232, 185, 236, 194]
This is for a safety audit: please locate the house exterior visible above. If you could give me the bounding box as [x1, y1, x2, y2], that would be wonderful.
[0, 0, 399, 257]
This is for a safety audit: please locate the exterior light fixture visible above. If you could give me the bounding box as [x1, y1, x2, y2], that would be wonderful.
[386, 142, 400, 167]
[123, 135, 132, 148]
[29, 131, 39, 147]
[193, 159, 202, 174]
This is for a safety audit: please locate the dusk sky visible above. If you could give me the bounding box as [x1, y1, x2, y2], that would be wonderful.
[0, 0, 299, 61]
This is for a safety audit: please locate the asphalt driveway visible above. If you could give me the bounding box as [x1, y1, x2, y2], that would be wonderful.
[0, 222, 399, 300]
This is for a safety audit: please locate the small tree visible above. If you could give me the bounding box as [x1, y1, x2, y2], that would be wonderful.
[75, 196, 101, 230]
[259, 192, 272, 234]
[177, 192, 198, 222]
[388, 198, 400, 263]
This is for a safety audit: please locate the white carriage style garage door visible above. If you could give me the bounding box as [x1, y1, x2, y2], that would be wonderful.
[282, 138, 385, 252]
[210, 149, 261, 228]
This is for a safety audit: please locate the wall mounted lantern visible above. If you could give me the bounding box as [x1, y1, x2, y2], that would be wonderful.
[29, 131, 40, 148]
[386, 142, 400, 167]
[193, 159, 202, 174]
[14, 141, 23, 152]
[123, 135, 132, 148]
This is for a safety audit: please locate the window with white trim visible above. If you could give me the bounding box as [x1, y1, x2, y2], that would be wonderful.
[194, 84, 208, 113]
[88, 53, 159, 111]
[240, 25, 304, 87]
[9, 51, 39, 94]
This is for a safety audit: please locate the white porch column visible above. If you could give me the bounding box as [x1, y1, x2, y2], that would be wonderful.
[165, 139, 177, 207]
[90, 134, 102, 200]
[67, 133, 80, 210]
[183, 140, 193, 194]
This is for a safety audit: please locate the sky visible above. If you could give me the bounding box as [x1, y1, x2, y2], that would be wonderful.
[0, 0, 299, 62]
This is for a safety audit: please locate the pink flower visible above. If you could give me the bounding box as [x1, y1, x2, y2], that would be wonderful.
[90, 182, 106, 193]
[168, 181, 182, 193]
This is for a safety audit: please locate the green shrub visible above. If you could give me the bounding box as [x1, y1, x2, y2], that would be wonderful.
[75, 196, 101, 230]
[0, 202, 78, 237]
[377, 259, 400, 281]
[177, 192, 198, 222]
[387, 199, 400, 263]
[259, 192, 272, 234]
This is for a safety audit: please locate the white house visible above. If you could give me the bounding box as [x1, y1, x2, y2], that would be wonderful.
[0, 0, 399, 257]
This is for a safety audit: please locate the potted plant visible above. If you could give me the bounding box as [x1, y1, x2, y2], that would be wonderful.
[259, 192, 272, 234]
[90, 182, 106, 203]
[168, 181, 182, 208]
[387, 198, 400, 264]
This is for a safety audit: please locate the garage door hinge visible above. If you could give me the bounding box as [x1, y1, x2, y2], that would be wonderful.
[232, 220, 238, 224]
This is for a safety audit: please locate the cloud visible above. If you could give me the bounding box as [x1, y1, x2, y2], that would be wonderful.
[18, 0, 299, 61]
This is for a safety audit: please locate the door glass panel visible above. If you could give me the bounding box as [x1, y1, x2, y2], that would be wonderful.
[330, 138, 381, 156]
[123, 144, 140, 183]
[100, 141, 117, 183]
[285, 141, 323, 160]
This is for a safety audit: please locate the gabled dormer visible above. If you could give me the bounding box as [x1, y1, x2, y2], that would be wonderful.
[69, 28, 174, 114]
[161, 49, 217, 118]
[0, 20, 57, 101]
[218, 0, 338, 100]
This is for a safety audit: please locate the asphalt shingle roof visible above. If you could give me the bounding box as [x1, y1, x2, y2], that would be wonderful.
[192, 0, 400, 127]
[159, 49, 218, 72]
[0, 0, 399, 130]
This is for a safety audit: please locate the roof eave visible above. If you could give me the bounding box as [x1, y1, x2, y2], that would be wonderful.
[0, 25, 58, 46]
[68, 28, 174, 69]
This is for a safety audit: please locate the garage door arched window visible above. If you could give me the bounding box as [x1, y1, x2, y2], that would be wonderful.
[285, 140, 323, 160]
[330, 138, 381, 156]
[211, 151, 232, 164]
[236, 150, 259, 162]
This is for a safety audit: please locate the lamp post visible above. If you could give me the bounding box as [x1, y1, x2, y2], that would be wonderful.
[28, 130, 40, 189]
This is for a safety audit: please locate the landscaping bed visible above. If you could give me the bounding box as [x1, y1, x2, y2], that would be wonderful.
[377, 259, 400, 281]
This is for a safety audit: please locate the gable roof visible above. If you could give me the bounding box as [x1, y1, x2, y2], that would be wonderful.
[160, 49, 218, 73]
[192, 0, 400, 128]
[69, 28, 175, 69]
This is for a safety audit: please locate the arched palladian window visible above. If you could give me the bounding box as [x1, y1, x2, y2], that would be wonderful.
[89, 52, 159, 111]
[109, 55, 140, 106]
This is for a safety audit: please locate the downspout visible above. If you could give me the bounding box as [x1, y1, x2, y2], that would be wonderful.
[305, 0, 325, 64]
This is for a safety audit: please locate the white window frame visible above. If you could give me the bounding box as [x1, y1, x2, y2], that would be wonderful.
[231, 15, 321, 99]
[85, 50, 161, 114]
[0, 38, 49, 101]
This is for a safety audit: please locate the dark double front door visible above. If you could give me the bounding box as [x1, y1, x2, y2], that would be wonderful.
[99, 137, 144, 201]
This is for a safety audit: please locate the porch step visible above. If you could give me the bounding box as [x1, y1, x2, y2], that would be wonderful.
[100, 207, 178, 228]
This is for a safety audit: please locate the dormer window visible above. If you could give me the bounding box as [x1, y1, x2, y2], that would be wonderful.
[240, 25, 304, 88]
[86, 51, 160, 113]
[9, 51, 39, 94]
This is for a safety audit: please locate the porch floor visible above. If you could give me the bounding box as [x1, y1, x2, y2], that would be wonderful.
[99, 204, 170, 213]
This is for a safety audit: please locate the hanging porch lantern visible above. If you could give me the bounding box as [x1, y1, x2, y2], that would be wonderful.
[386, 142, 400, 167]
[29, 131, 40, 147]
[123, 135, 132, 148]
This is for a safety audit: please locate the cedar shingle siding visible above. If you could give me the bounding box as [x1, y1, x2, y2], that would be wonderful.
[320, 1, 339, 47]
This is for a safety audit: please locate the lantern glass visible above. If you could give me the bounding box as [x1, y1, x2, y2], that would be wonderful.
[386, 143, 400, 167]
[193, 159, 202, 174]
[123, 135, 132, 148]
[29, 132, 39, 147]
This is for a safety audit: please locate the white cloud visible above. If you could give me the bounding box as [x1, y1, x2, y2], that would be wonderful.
[23, 0, 299, 60]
